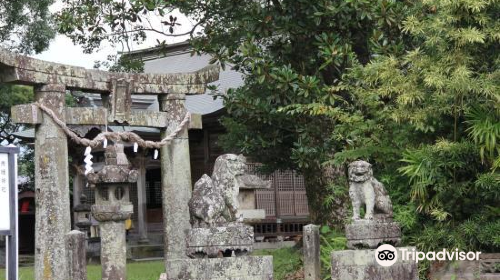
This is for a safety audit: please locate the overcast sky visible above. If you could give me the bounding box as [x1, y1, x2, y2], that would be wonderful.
[32, 2, 193, 69]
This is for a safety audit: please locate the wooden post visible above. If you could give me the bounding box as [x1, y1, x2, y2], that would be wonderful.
[34, 84, 71, 280]
[66, 230, 87, 280]
[304, 224, 321, 280]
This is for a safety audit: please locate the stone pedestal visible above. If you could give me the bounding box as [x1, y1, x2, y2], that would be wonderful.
[186, 223, 254, 258]
[160, 256, 273, 280]
[331, 248, 418, 280]
[346, 220, 401, 249]
[99, 221, 127, 280]
[428, 253, 500, 280]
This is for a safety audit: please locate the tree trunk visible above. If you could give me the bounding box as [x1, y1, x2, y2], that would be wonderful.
[302, 164, 349, 226]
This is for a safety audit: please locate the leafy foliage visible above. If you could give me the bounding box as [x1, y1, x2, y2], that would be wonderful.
[332, 0, 500, 258]
[0, 86, 33, 144]
[0, 0, 56, 54]
[253, 248, 302, 280]
[0, 85, 35, 188]
[0, 0, 54, 188]
[319, 225, 347, 279]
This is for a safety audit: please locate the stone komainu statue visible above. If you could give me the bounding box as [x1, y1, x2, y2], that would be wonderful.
[189, 154, 246, 228]
[348, 160, 393, 220]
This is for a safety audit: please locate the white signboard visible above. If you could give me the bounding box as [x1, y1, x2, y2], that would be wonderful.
[0, 153, 9, 231]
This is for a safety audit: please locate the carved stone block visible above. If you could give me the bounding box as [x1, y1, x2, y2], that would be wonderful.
[186, 223, 254, 258]
[346, 220, 401, 249]
[331, 248, 418, 280]
[160, 256, 273, 280]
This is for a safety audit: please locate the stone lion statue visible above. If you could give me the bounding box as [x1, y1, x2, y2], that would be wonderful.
[189, 154, 246, 228]
[348, 160, 393, 220]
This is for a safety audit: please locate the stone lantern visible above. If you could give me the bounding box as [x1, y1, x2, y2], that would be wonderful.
[73, 194, 92, 237]
[87, 143, 138, 280]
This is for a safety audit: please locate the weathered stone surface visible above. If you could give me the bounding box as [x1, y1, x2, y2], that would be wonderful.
[348, 160, 393, 221]
[237, 174, 272, 190]
[161, 256, 273, 280]
[346, 220, 401, 249]
[0, 47, 219, 95]
[100, 221, 127, 280]
[11, 104, 40, 124]
[159, 93, 192, 260]
[428, 253, 500, 280]
[66, 230, 87, 280]
[331, 248, 418, 280]
[303, 225, 321, 280]
[91, 204, 134, 222]
[12, 104, 203, 130]
[481, 253, 500, 275]
[109, 78, 133, 123]
[236, 209, 266, 221]
[187, 223, 254, 258]
[33, 84, 71, 280]
[189, 154, 260, 228]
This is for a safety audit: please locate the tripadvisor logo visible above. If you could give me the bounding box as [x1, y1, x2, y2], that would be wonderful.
[375, 244, 398, 267]
[375, 244, 482, 267]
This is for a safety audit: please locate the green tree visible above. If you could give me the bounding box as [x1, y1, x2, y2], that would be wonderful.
[0, 0, 56, 54]
[0, 0, 56, 188]
[314, 0, 499, 256]
[57, 0, 410, 223]
[0, 86, 34, 145]
[0, 86, 35, 189]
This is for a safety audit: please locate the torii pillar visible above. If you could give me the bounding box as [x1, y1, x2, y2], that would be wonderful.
[159, 93, 192, 261]
[34, 84, 71, 280]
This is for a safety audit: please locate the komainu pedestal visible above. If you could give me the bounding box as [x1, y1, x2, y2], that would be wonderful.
[331, 248, 418, 280]
[187, 223, 254, 258]
[161, 256, 273, 280]
[346, 220, 401, 249]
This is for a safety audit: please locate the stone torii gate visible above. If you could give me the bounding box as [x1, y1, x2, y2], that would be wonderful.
[0, 48, 219, 280]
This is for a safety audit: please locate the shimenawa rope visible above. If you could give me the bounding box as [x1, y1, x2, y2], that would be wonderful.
[35, 102, 190, 149]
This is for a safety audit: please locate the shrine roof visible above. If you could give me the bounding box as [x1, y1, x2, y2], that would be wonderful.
[122, 41, 243, 115]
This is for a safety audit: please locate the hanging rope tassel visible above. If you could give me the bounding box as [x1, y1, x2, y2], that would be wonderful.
[83, 147, 93, 175]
